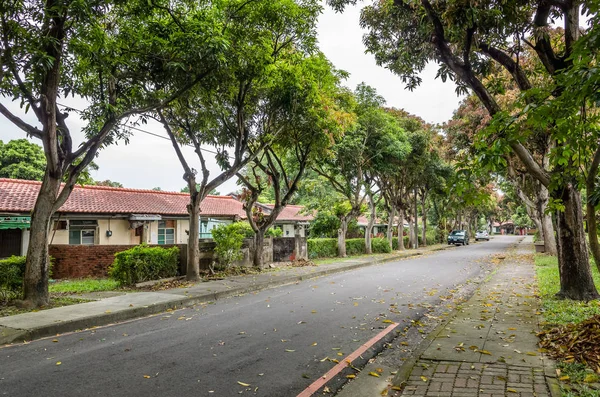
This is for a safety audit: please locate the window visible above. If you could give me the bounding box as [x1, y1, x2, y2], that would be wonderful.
[68, 220, 97, 245]
[69, 229, 95, 245]
[158, 220, 175, 245]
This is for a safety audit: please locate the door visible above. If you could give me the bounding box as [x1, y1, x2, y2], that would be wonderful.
[0, 229, 22, 258]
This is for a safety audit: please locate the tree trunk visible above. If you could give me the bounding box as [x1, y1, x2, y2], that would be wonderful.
[537, 185, 558, 256]
[365, 196, 376, 254]
[555, 186, 600, 300]
[338, 217, 348, 257]
[413, 189, 419, 249]
[22, 174, 61, 307]
[253, 229, 265, 267]
[586, 193, 600, 272]
[397, 210, 406, 251]
[186, 195, 201, 281]
[386, 206, 396, 250]
[421, 195, 427, 247]
[407, 214, 414, 248]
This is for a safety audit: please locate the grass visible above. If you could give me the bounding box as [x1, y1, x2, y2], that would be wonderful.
[535, 253, 600, 325]
[535, 253, 600, 396]
[49, 278, 121, 294]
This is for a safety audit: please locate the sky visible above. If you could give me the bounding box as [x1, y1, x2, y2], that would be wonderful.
[0, 4, 462, 194]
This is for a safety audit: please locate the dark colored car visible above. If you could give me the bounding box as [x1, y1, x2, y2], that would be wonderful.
[447, 230, 469, 246]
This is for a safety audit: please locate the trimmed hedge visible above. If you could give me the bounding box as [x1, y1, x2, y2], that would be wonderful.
[307, 238, 337, 259]
[0, 256, 26, 301]
[109, 245, 179, 285]
[308, 237, 395, 259]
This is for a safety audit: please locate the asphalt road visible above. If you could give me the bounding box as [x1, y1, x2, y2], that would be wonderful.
[0, 236, 519, 397]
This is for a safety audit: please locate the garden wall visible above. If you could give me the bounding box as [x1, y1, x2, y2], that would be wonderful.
[49, 244, 186, 279]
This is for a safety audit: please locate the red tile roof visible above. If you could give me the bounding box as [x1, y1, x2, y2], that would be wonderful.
[0, 178, 246, 218]
[264, 204, 314, 222]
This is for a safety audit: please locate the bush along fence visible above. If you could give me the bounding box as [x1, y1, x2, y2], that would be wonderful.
[308, 232, 439, 259]
[0, 255, 26, 302]
[109, 244, 180, 286]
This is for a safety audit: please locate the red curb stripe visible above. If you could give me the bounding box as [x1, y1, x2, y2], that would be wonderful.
[296, 322, 399, 397]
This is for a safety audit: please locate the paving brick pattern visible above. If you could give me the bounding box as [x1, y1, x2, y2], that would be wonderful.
[398, 238, 554, 397]
[403, 361, 549, 397]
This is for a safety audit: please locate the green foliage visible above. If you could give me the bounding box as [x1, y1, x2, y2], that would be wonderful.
[0, 256, 26, 301]
[307, 238, 338, 259]
[266, 228, 283, 238]
[309, 211, 341, 238]
[535, 254, 600, 325]
[345, 239, 364, 255]
[109, 245, 179, 286]
[227, 222, 255, 238]
[372, 238, 392, 253]
[211, 223, 247, 268]
[0, 139, 46, 181]
[308, 237, 393, 258]
[49, 278, 120, 294]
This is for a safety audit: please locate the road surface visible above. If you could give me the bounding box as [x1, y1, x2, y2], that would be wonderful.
[0, 236, 519, 397]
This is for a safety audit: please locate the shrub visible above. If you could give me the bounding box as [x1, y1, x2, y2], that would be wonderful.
[109, 245, 179, 285]
[345, 238, 365, 255]
[228, 222, 255, 238]
[308, 238, 337, 259]
[0, 256, 26, 300]
[266, 227, 283, 237]
[372, 238, 392, 253]
[211, 223, 246, 269]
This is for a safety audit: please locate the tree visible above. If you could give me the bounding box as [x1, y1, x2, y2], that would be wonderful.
[444, 96, 557, 255]
[95, 180, 123, 188]
[158, 0, 322, 279]
[0, 139, 99, 185]
[238, 53, 352, 266]
[330, 0, 599, 300]
[0, 139, 45, 180]
[355, 85, 410, 252]
[0, 0, 226, 306]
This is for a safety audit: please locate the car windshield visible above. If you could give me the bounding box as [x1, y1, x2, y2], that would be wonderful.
[477, 231, 486, 234]
[450, 231, 464, 236]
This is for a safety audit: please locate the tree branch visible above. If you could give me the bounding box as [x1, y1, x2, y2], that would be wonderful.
[0, 103, 43, 138]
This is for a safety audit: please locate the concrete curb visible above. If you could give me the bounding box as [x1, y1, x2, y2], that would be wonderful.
[1, 247, 455, 346]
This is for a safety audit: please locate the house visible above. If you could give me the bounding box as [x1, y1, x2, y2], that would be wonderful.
[0, 178, 246, 258]
[492, 220, 515, 234]
[262, 204, 313, 237]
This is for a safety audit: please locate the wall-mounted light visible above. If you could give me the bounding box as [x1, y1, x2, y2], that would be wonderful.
[106, 230, 113, 237]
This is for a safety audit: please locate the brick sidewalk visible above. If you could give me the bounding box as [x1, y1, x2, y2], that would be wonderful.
[396, 238, 556, 397]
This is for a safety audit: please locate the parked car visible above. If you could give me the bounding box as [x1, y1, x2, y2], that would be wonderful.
[475, 230, 490, 241]
[447, 230, 469, 246]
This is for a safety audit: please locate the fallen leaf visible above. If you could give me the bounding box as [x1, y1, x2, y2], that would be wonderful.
[559, 375, 570, 382]
[237, 381, 251, 387]
[480, 350, 492, 355]
[346, 374, 356, 379]
[369, 372, 381, 378]
[382, 319, 393, 324]
[391, 386, 402, 391]
[420, 376, 428, 382]
[507, 388, 517, 393]
[56, 362, 62, 366]
[285, 349, 295, 352]
[143, 375, 150, 379]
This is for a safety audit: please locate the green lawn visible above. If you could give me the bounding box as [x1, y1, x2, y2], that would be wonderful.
[535, 254, 600, 397]
[535, 254, 600, 326]
[49, 278, 121, 294]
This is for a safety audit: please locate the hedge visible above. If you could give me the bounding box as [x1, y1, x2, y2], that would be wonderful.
[307, 238, 337, 259]
[308, 237, 395, 258]
[0, 256, 26, 301]
[109, 244, 179, 285]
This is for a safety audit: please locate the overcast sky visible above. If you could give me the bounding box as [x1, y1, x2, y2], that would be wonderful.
[0, 4, 462, 194]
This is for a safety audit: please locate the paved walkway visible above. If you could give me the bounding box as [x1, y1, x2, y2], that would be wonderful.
[0, 244, 451, 346]
[394, 237, 557, 397]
